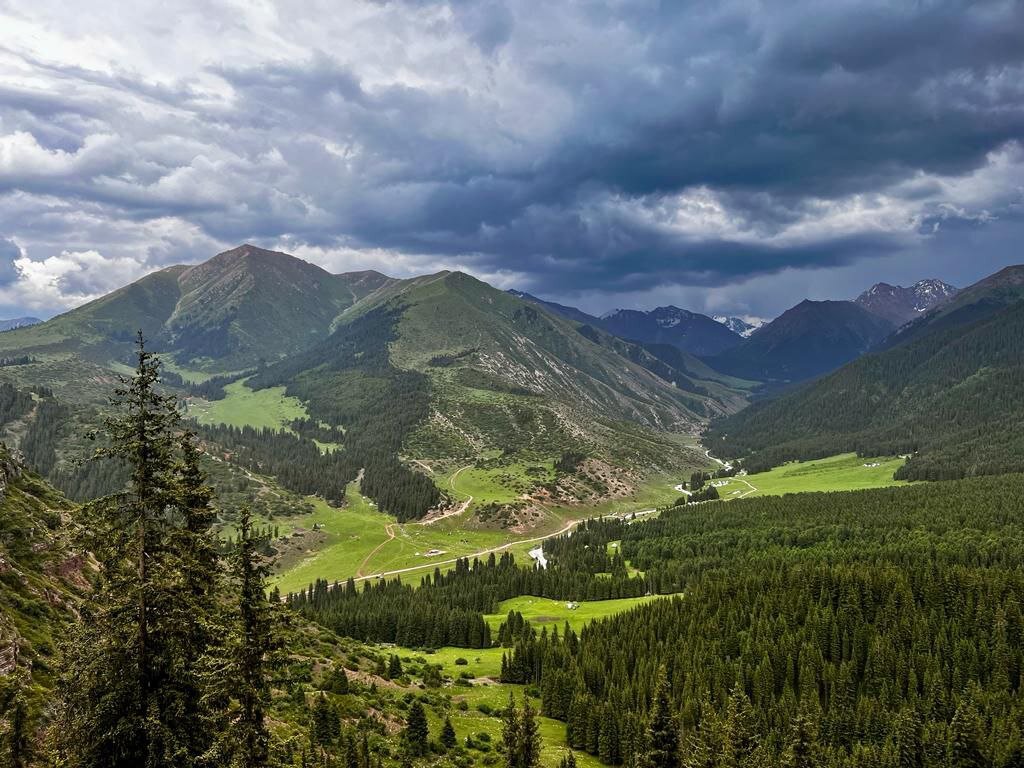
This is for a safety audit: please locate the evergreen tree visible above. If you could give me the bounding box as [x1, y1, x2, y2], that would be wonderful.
[503, 693, 523, 768]
[404, 700, 429, 757]
[520, 698, 542, 768]
[388, 654, 403, 680]
[226, 508, 279, 767]
[54, 333, 220, 768]
[949, 698, 985, 768]
[648, 667, 679, 768]
[441, 718, 457, 751]
[503, 695, 542, 768]
[311, 695, 338, 747]
[783, 707, 817, 768]
[559, 751, 578, 768]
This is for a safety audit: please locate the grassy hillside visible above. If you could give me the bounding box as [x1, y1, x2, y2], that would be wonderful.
[0, 448, 86, 701]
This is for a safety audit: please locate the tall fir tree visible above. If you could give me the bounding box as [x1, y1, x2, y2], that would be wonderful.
[503, 694, 542, 768]
[225, 508, 279, 767]
[54, 333, 221, 768]
[404, 700, 429, 757]
[440, 718, 457, 751]
[647, 667, 679, 768]
[503, 693, 523, 768]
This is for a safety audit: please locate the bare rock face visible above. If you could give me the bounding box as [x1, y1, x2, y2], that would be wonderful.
[0, 616, 20, 677]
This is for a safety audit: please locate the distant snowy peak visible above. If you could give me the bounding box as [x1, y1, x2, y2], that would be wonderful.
[910, 279, 958, 312]
[597, 305, 742, 355]
[713, 315, 766, 337]
[855, 279, 958, 326]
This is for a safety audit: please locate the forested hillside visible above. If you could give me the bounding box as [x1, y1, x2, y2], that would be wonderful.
[502, 477, 1024, 767]
[706, 296, 1024, 479]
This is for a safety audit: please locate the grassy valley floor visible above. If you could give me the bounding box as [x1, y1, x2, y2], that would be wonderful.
[709, 452, 910, 499]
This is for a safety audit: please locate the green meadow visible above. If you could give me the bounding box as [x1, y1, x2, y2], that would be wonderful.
[392, 592, 676, 768]
[484, 593, 677, 634]
[186, 378, 308, 431]
[712, 452, 909, 499]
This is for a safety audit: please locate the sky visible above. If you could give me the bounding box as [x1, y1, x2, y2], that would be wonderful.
[0, 0, 1022, 321]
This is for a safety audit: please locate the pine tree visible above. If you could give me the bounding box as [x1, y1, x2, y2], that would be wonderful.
[503, 692, 523, 768]
[949, 697, 985, 768]
[388, 654, 403, 680]
[227, 508, 279, 767]
[311, 695, 338, 747]
[441, 718, 457, 750]
[405, 700, 429, 757]
[55, 333, 220, 768]
[520, 698, 542, 768]
[783, 707, 817, 768]
[647, 667, 679, 768]
[559, 751, 578, 768]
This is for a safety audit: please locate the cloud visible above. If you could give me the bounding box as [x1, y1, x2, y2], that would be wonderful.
[0, 0, 1021, 317]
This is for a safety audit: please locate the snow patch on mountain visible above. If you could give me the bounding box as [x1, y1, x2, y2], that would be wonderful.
[713, 315, 766, 337]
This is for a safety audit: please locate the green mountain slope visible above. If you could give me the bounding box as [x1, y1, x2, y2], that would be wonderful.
[257, 269, 744, 431]
[247, 269, 750, 518]
[0, 245, 394, 371]
[0, 247, 750, 524]
[707, 265, 1024, 479]
[0, 447, 86, 696]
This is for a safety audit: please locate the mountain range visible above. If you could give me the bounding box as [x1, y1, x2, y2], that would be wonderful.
[705, 299, 897, 382]
[708, 264, 1024, 480]
[0, 242, 1002, 523]
[508, 291, 744, 356]
[0, 245, 751, 520]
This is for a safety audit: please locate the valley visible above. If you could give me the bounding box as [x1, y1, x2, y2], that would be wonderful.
[1, 244, 1021, 768]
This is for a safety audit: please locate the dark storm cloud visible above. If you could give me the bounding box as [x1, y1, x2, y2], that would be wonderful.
[0, 239, 21, 285]
[1, 0, 1022, 315]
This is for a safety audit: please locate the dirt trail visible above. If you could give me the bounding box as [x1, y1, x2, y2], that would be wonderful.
[418, 464, 474, 526]
[356, 523, 396, 577]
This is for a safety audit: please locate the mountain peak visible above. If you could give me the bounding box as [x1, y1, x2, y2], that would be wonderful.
[712, 314, 766, 338]
[855, 278, 957, 326]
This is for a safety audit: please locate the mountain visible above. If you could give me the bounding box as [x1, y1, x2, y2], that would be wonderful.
[0, 317, 41, 332]
[597, 306, 742, 356]
[0, 245, 395, 370]
[0, 247, 751, 523]
[881, 264, 1024, 349]
[854, 279, 958, 326]
[707, 264, 1024, 480]
[706, 300, 895, 382]
[712, 315, 765, 337]
[509, 292, 747, 356]
[505, 290, 599, 325]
